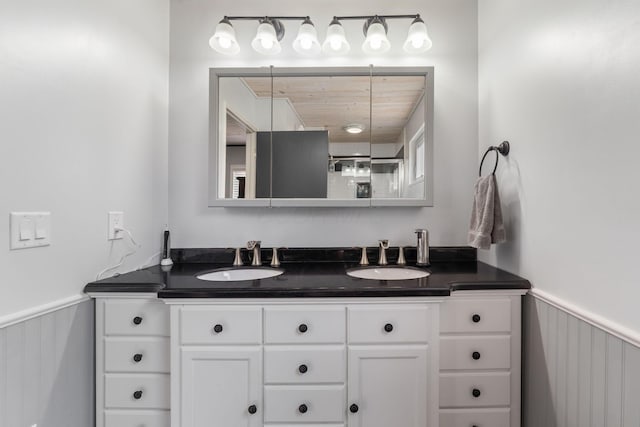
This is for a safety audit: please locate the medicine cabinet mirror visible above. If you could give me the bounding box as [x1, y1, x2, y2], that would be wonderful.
[209, 66, 433, 207]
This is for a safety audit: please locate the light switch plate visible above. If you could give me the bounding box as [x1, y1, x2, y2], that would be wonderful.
[10, 212, 51, 250]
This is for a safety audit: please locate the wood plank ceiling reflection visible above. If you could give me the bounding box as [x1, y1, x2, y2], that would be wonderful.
[242, 76, 425, 144]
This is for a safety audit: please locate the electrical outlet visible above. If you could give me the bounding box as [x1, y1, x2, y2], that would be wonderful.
[108, 211, 124, 240]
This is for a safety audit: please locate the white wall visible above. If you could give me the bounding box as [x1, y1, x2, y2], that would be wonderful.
[478, 0, 640, 333]
[0, 0, 170, 318]
[169, 0, 479, 248]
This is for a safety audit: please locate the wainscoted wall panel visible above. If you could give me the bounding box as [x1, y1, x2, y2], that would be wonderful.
[524, 295, 640, 427]
[0, 300, 94, 427]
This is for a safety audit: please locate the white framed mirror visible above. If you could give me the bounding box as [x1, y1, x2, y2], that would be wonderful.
[208, 66, 434, 207]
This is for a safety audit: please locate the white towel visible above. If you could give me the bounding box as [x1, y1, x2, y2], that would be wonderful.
[468, 174, 506, 249]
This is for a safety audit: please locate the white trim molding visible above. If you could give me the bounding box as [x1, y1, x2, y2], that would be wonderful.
[529, 288, 640, 349]
[0, 294, 90, 329]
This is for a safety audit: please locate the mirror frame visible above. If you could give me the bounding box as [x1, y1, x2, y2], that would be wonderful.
[208, 66, 434, 208]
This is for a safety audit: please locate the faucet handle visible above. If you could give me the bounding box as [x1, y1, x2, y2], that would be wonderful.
[397, 247, 406, 265]
[359, 247, 369, 266]
[247, 240, 261, 250]
[270, 248, 281, 267]
[379, 239, 389, 249]
[232, 248, 243, 266]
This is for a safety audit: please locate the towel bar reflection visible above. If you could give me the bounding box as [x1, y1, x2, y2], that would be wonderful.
[479, 140, 510, 176]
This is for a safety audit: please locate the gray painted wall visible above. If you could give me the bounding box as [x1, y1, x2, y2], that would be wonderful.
[524, 295, 640, 427]
[0, 300, 94, 427]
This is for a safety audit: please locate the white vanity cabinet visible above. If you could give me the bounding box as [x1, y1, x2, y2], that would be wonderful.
[91, 290, 526, 427]
[168, 299, 441, 427]
[94, 295, 171, 427]
[439, 290, 526, 427]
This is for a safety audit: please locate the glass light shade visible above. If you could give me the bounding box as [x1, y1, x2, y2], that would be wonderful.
[322, 20, 350, 54]
[209, 20, 240, 55]
[251, 21, 281, 55]
[403, 19, 432, 53]
[293, 20, 321, 55]
[362, 22, 390, 54]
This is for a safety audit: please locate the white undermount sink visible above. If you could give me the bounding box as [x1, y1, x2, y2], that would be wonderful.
[197, 267, 284, 282]
[347, 266, 430, 281]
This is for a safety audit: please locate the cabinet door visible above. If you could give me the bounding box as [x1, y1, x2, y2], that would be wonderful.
[348, 345, 429, 427]
[180, 347, 262, 427]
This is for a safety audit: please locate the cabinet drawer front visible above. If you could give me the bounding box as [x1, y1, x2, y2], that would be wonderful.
[180, 306, 262, 344]
[104, 300, 169, 337]
[264, 345, 346, 384]
[440, 298, 511, 333]
[348, 305, 431, 344]
[104, 337, 169, 373]
[440, 372, 510, 408]
[264, 306, 345, 344]
[104, 410, 170, 427]
[440, 336, 511, 370]
[264, 385, 345, 423]
[440, 408, 510, 427]
[104, 374, 170, 409]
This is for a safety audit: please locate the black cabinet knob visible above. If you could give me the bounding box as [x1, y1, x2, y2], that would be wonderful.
[298, 324, 308, 333]
[133, 390, 143, 400]
[384, 323, 394, 333]
[472, 388, 481, 398]
[213, 324, 223, 333]
[132, 316, 143, 325]
[298, 364, 308, 374]
[247, 404, 257, 414]
[133, 353, 143, 363]
[472, 314, 481, 323]
[298, 404, 308, 414]
[472, 351, 481, 360]
[350, 404, 359, 413]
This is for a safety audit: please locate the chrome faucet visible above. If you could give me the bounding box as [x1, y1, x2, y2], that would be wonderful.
[378, 240, 390, 265]
[247, 240, 262, 266]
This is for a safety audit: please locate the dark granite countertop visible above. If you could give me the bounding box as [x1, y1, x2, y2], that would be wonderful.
[84, 247, 530, 298]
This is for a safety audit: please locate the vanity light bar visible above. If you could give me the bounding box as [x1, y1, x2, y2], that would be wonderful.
[209, 14, 432, 56]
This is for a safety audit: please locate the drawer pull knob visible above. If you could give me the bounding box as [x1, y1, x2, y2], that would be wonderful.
[472, 314, 481, 323]
[472, 351, 481, 360]
[298, 323, 308, 333]
[472, 388, 481, 398]
[384, 323, 394, 333]
[298, 403, 308, 414]
[132, 316, 143, 325]
[213, 324, 223, 333]
[133, 390, 143, 400]
[247, 404, 257, 414]
[298, 364, 308, 374]
[350, 404, 359, 413]
[133, 353, 143, 363]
